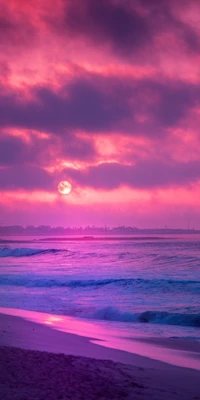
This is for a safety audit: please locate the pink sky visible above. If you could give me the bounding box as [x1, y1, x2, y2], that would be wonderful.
[0, 0, 200, 228]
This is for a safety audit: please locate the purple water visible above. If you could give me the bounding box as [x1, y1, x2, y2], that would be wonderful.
[0, 235, 200, 339]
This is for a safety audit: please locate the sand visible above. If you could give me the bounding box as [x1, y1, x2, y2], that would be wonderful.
[0, 311, 200, 400]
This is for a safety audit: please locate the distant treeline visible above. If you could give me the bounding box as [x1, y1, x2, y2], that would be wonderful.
[0, 225, 199, 236]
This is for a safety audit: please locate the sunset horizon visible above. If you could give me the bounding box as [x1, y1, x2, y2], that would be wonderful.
[1, 1, 200, 399]
[1, 0, 200, 227]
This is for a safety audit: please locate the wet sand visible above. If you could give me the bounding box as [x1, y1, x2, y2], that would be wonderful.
[0, 311, 200, 400]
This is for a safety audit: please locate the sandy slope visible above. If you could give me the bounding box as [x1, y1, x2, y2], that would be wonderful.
[0, 312, 200, 400]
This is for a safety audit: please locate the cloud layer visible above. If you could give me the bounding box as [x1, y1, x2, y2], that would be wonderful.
[0, 0, 200, 226]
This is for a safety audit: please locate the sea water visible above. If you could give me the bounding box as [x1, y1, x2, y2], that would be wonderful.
[0, 235, 200, 340]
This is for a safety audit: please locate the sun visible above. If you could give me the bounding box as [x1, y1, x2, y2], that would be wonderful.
[58, 181, 72, 195]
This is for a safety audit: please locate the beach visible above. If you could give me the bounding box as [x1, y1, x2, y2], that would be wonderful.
[1, 310, 200, 400]
[1, 236, 200, 398]
[1, 0, 200, 395]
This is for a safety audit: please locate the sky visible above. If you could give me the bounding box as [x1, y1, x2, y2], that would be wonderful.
[0, 0, 200, 228]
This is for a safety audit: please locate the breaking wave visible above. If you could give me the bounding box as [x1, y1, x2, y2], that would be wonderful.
[84, 307, 200, 328]
[0, 247, 67, 257]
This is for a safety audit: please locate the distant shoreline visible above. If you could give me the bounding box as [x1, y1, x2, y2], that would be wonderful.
[38, 236, 167, 241]
[0, 236, 173, 243]
[1, 226, 200, 237]
[1, 231, 200, 244]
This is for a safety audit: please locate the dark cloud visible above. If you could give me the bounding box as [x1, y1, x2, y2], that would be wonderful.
[141, 80, 199, 127]
[0, 132, 59, 168]
[140, 0, 200, 53]
[0, 12, 36, 48]
[0, 61, 10, 78]
[60, 0, 151, 56]
[0, 76, 199, 138]
[0, 131, 97, 168]
[0, 15, 18, 40]
[46, 0, 200, 58]
[64, 159, 200, 190]
[0, 134, 31, 166]
[0, 153, 200, 192]
[1, 0, 199, 58]
[61, 133, 96, 161]
[0, 78, 131, 133]
[0, 165, 55, 191]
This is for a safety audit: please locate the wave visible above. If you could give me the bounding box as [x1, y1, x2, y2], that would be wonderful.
[0, 276, 129, 287]
[0, 276, 200, 294]
[0, 247, 67, 257]
[84, 307, 200, 328]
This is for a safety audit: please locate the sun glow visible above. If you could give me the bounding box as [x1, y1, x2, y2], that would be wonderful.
[58, 181, 72, 195]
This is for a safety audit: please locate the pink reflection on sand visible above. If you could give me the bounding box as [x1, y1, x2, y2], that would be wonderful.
[44, 315, 63, 325]
[0, 307, 199, 370]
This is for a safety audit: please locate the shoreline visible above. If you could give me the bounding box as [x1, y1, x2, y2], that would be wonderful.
[0, 307, 200, 371]
[132, 336, 200, 353]
[0, 311, 170, 370]
[0, 310, 200, 400]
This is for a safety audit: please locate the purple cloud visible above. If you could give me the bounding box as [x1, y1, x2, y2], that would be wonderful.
[59, 0, 151, 56]
[47, 0, 200, 58]
[1, 158, 199, 192]
[63, 160, 200, 190]
[0, 78, 130, 133]
[0, 12, 36, 48]
[141, 0, 200, 53]
[0, 76, 199, 138]
[0, 134, 31, 166]
[0, 131, 97, 168]
[0, 165, 55, 191]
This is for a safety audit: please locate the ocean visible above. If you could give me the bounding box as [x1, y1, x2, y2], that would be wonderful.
[0, 235, 200, 340]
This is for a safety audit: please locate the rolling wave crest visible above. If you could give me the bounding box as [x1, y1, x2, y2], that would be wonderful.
[85, 306, 200, 327]
[0, 247, 67, 257]
[0, 275, 199, 294]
